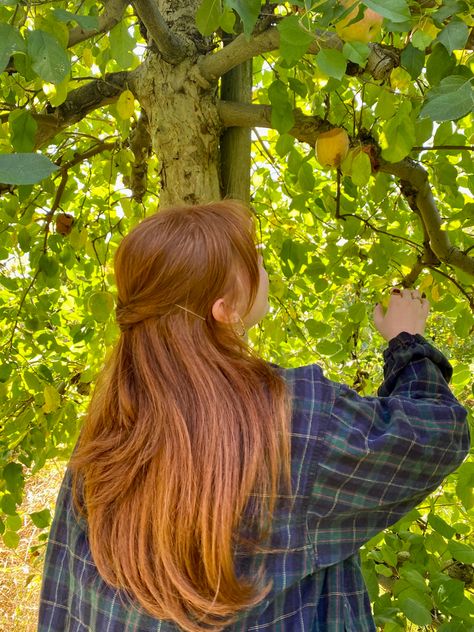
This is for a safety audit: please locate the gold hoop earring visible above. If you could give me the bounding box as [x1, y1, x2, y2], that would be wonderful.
[235, 317, 246, 337]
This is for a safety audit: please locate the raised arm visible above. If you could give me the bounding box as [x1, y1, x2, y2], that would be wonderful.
[308, 330, 470, 568]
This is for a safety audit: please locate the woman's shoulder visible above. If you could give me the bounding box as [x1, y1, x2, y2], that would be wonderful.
[267, 360, 338, 427]
[267, 360, 334, 394]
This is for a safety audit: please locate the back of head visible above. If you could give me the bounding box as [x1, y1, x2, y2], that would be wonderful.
[69, 200, 292, 631]
[114, 200, 258, 341]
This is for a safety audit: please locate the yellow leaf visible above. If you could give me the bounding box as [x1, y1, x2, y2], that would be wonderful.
[42, 385, 60, 414]
[83, 47, 93, 68]
[419, 17, 439, 40]
[48, 76, 69, 108]
[418, 274, 433, 292]
[431, 283, 441, 302]
[116, 90, 135, 120]
[390, 67, 411, 91]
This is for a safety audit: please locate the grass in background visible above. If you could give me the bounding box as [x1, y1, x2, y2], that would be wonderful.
[0, 461, 66, 632]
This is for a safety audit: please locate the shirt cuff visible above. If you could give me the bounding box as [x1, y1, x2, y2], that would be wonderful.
[379, 332, 453, 396]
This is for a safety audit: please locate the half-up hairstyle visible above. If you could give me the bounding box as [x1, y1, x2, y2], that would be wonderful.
[69, 200, 292, 631]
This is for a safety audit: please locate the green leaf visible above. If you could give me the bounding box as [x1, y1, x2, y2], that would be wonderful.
[436, 18, 469, 54]
[0, 364, 11, 382]
[298, 162, 315, 191]
[39, 254, 59, 278]
[0, 24, 25, 73]
[3, 462, 23, 494]
[275, 134, 295, 157]
[6, 514, 22, 532]
[9, 110, 38, 153]
[315, 49, 347, 81]
[433, 1, 467, 23]
[400, 43, 424, 79]
[351, 150, 371, 186]
[219, 8, 236, 33]
[0, 153, 58, 185]
[317, 340, 342, 356]
[288, 77, 307, 98]
[399, 568, 427, 594]
[428, 513, 456, 539]
[411, 29, 435, 51]
[27, 30, 70, 84]
[375, 563, 393, 577]
[109, 20, 135, 68]
[348, 302, 366, 322]
[277, 16, 314, 63]
[374, 90, 397, 119]
[17, 226, 32, 252]
[196, 0, 223, 36]
[1, 493, 18, 515]
[381, 115, 415, 162]
[305, 319, 331, 338]
[29, 508, 51, 529]
[426, 43, 456, 86]
[448, 541, 474, 564]
[342, 41, 370, 65]
[52, 8, 100, 31]
[362, 0, 410, 23]
[421, 76, 474, 122]
[435, 576, 465, 610]
[89, 291, 114, 322]
[456, 462, 474, 510]
[43, 384, 61, 413]
[399, 597, 432, 626]
[268, 80, 294, 134]
[225, 0, 261, 38]
[2, 530, 20, 549]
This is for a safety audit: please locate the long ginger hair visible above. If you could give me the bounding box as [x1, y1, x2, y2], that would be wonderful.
[69, 201, 292, 631]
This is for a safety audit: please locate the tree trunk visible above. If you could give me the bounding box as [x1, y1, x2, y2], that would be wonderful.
[134, 54, 222, 207]
[132, 0, 224, 207]
[220, 60, 252, 204]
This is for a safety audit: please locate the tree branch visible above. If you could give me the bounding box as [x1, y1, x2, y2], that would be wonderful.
[218, 102, 474, 279]
[68, 0, 129, 47]
[129, 112, 152, 202]
[218, 101, 327, 146]
[132, 0, 189, 63]
[379, 159, 474, 278]
[199, 26, 399, 82]
[33, 71, 135, 148]
[413, 145, 474, 151]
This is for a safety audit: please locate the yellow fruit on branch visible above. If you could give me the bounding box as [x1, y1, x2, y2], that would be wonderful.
[315, 128, 350, 168]
[335, 0, 383, 43]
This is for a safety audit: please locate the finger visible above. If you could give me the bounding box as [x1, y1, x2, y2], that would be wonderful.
[389, 288, 403, 302]
[410, 289, 421, 299]
[421, 298, 430, 314]
[400, 288, 413, 299]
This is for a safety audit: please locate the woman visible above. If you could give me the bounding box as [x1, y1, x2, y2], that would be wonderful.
[38, 200, 469, 631]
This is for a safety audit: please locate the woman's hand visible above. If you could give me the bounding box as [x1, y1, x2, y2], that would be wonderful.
[373, 288, 430, 342]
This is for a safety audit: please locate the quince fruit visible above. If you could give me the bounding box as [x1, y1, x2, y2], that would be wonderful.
[315, 128, 350, 168]
[335, 0, 383, 43]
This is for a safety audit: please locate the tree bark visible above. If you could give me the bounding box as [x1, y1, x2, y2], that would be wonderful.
[133, 55, 222, 207]
[130, 0, 222, 207]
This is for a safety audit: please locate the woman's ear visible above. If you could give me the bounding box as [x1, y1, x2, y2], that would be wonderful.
[211, 298, 238, 325]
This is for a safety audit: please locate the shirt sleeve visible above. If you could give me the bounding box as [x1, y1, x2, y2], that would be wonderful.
[308, 331, 471, 568]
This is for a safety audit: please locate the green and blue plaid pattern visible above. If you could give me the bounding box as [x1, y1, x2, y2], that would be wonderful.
[38, 332, 470, 631]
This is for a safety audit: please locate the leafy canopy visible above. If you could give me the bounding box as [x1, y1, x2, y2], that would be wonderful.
[0, 0, 473, 629]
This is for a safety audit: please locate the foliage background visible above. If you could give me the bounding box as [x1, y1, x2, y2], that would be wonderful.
[0, 0, 473, 629]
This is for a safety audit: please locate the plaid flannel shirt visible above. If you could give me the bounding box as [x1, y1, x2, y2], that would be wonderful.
[37, 332, 470, 631]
